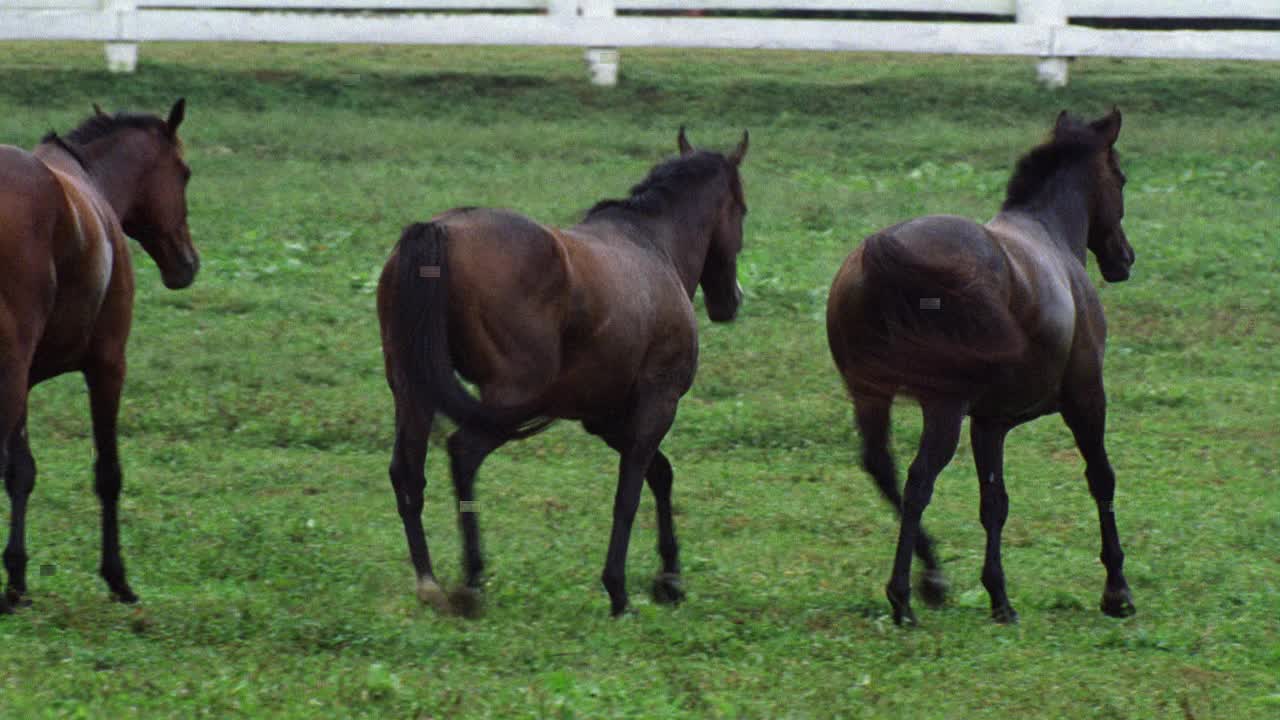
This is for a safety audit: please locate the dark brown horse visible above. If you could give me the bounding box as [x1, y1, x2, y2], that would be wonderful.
[827, 110, 1136, 625]
[378, 129, 748, 616]
[0, 100, 197, 614]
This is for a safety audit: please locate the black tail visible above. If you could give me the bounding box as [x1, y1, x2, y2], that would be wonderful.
[836, 232, 1027, 400]
[391, 222, 553, 438]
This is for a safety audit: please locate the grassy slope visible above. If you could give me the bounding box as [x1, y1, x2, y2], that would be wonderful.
[0, 42, 1277, 718]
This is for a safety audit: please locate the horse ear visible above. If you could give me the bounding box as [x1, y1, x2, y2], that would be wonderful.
[92, 103, 108, 118]
[677, 126, 694, 157]
[1091, 107, 1122, 146]
[729, 129, 749, 166]
[1053, 109, 1073, 137]
[166, 97, 186, 136]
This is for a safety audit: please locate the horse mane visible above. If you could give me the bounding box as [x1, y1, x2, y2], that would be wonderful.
[1002, 123, 1105, 210]
[43, 110, 170, 148]
[585, 152, 730, 220]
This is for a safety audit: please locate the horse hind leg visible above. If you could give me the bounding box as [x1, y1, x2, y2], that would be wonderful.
[445, 427, 507, 619]
[387, 392, 449, 612]
[884, 397, 965, 625]
[853, 394, 947, 608]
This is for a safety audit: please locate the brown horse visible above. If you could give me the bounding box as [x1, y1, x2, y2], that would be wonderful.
[377, 128, 748, 616]
[0, 100, 197, 614]
[826, 110, 1136, 625]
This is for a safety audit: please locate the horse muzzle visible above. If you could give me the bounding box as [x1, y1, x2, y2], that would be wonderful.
[161, 252, 200, 289]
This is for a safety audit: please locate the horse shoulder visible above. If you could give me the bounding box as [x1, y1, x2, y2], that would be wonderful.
[27, 163, 128, 377]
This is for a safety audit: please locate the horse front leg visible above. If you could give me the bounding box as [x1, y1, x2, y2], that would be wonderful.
[85, 361, 136, 603]
[644, 450, 685, 605]
[1061, 386, 1135, 618]
[599, 396, 677, 617]
[3, 420, 36, 609]
[970, 418, 1016, 623]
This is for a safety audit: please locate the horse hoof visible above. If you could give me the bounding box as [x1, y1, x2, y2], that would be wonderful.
[1101, 588, 1135, 618]
[416, 577, 452, 613]
[112, 589, 139, 604]
[991, 605, 1019, 624]
[651, 573, 685, 605]
[918, 569, 948, 608]
[609, 599, 631, 618]
[888, 596, 917, 626]
[5, 588, 32, 608]
[449, 586, 485, 619]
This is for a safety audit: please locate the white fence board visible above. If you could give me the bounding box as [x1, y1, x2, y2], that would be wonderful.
[133, 0, 545, 8]
[2, 0, 1278, 85]
[613, 0, 1016, 12]
[1067, 0, 1280, 20]
[1056, 27, 1280, 59]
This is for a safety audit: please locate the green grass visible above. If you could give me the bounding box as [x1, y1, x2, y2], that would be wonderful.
[0, 41, 1277, 718]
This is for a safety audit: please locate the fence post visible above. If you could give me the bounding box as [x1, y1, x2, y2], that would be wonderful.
[104, 0, 138, 73]
[1016, 0, 1068, 87]
[581, 0, 618, 86]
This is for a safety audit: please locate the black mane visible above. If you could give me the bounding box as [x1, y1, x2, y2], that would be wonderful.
[1002, 124, 1105, 210]
[42, 111, 168, 149]
[586, 152, 729, 220]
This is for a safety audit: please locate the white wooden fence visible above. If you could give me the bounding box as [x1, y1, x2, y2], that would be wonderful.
[2, 0, 1278, 86]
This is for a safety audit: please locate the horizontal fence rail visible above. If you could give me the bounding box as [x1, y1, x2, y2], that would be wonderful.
[2, 1, 1278, 85]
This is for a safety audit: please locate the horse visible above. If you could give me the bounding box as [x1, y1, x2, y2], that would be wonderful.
[377, 128, 748, 617]
[0, 100, 198, 614]
[826, 109, 1136, 625]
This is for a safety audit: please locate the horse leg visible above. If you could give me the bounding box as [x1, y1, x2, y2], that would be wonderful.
[853, 394, 946, 607]
[598, 396, 678, 617]
[85, 361, 136, 603]
[970, 419, 1016, 623]
[1061, 386, 1135, 618]
[445, 428, 506, 618]
[886, 398, 965, 626]
[644, 450, 685, 605]
[4, 419, 35, 609]
[388, 401, 446, 612]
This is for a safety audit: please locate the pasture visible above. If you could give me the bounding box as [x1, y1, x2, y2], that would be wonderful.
[0, 42, 1277, 718]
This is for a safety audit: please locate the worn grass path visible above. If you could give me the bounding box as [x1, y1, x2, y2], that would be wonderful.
[0, 42, 1277, 718]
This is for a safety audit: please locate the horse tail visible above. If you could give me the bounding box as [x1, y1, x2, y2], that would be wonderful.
[835, 231, 1027, 400]
[391, 221, 553, 438]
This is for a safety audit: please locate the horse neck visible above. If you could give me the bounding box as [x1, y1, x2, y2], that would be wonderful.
[997, 164, 1092, 265]
[638, 190, 719, 299]
[76, 132, 150, 223]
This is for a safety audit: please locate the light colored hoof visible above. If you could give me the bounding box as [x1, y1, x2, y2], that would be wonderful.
[416, 578, 451, 613]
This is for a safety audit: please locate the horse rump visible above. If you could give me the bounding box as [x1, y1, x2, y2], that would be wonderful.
[389, 221, 552, 438]
[829, 231, 1026, 400]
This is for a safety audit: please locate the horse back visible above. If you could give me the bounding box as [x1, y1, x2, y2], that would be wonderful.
[434, 208, 696, 418]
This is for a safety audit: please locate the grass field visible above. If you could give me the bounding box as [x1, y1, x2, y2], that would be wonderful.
[0, 41, 1277, 718]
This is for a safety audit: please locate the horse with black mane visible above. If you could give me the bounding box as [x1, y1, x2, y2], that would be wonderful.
[827, 110, 1136, 625]
[378, 128, 748, 616]
[0, 100, 197, 614]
